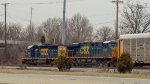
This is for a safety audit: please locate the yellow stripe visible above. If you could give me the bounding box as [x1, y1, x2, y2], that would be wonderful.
[70, 56, 112, 59]
[144, 61, 150, 64]
[22, 56, 112, 60]
[22, 58, 56, 60]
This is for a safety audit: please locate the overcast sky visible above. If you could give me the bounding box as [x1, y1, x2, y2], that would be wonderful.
[0, 0, 150, 30]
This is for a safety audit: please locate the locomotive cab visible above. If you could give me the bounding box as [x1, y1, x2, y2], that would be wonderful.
[25, 45, 39, 58]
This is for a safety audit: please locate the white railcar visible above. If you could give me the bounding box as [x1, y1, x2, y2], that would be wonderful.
[118, 33, 150, 66]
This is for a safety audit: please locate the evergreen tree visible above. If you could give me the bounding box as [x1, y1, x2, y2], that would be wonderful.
[41, 36, 45, 44]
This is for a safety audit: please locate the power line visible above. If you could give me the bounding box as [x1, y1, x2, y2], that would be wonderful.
[7, 15, 23, 25]
[6, 12, 41, 27]
[0, 0, 83, 5]
[8, 2, 62, 5]
[7, 12, 30, 22]
[94, 21, 114, 26]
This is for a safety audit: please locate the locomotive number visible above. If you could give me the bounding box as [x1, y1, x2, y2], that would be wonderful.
[80, 46, 89, 54]
[41, 48, 48, 56]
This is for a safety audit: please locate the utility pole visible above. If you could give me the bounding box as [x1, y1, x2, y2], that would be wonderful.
[62, 0, 66, 45]
[30, 8, 33, 42]
[112, 0, 123, 40]
[4, 3, 8, 59]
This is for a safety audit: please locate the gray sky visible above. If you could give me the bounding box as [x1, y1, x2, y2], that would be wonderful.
[0, 0, 150, 30]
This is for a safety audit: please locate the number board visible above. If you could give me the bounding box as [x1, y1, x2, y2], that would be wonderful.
[40, 48, 48, 56]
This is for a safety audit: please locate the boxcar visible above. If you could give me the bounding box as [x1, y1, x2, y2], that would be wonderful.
[118, 33, 150, 66]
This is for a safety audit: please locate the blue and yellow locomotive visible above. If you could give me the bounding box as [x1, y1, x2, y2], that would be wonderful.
[22, 40, 118, 66]
[22, 44, 67, 65]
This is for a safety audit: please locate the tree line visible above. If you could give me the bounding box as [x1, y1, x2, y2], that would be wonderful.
[0, 13, 115, 44]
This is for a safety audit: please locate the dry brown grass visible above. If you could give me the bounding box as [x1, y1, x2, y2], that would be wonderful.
[0, 69, 150, 79]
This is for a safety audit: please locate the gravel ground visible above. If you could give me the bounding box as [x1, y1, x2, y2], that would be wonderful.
[0, 73, 150, 84]
[0, 66, 150, 74]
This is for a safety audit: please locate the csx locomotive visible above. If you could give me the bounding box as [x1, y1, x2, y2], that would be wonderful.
[22, 40, 118, 66]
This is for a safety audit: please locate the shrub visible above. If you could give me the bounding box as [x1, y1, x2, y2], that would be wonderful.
[117, 51, 133, 73]
[41, 36, 45, 44]
[54, 56, 73, 71]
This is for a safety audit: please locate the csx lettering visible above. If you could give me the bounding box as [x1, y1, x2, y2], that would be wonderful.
[41, 49, 48, 56]
[80, 46, 89, 54]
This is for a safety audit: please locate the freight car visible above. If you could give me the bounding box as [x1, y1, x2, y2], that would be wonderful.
[22, 40, 118, 66]
[118, 33, 150, 67]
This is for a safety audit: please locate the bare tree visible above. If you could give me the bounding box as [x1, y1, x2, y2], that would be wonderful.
[0, 22, 4, 40]
[7, 23, 22, 40]
[36, 26, 45, 42]
[25, 24, 37, 41]
[121, 2, 150, 34]
[0, 22, 30, 65]
[19, 28, 27, 41]
[66, 14, 93, 44]
[39, 18, 62, 44]
[95, 26, 114, 41]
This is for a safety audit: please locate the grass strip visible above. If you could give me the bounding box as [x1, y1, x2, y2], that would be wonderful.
[0, 69, 150, 79]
